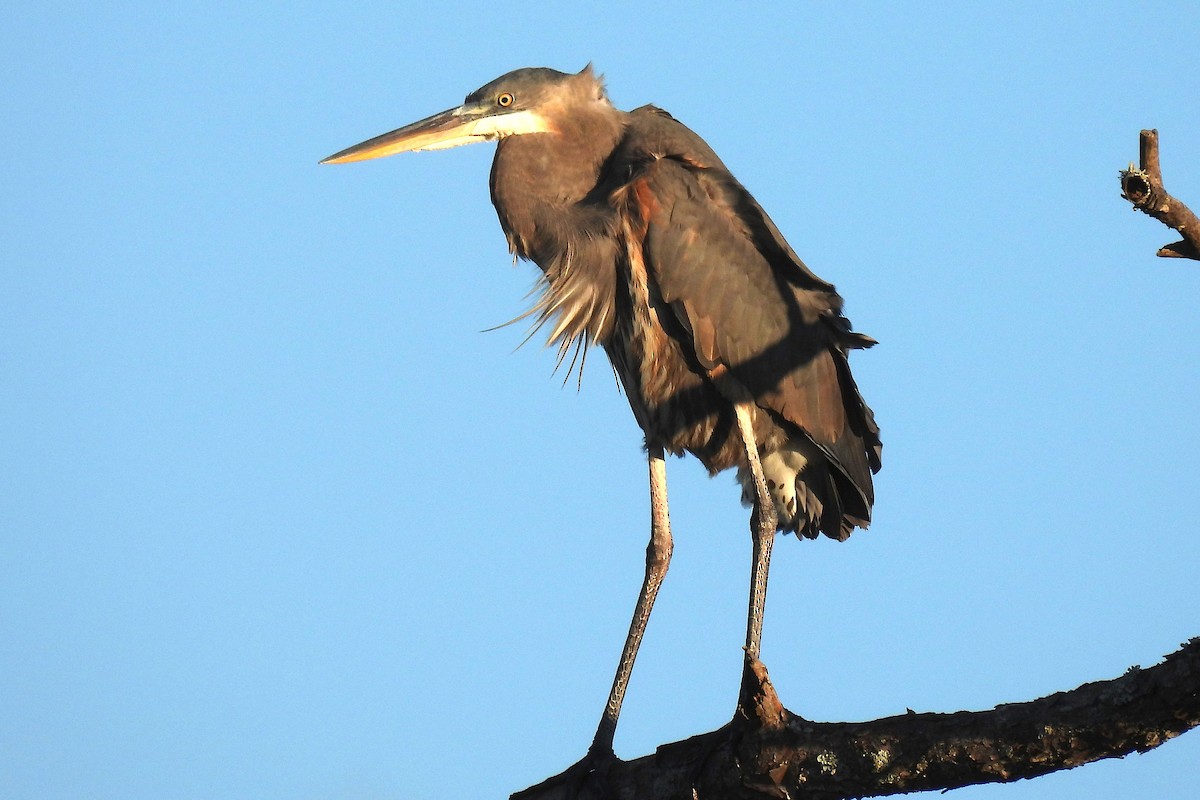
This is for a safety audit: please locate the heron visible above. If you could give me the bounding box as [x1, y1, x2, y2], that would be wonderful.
[322, 65, 881, 761]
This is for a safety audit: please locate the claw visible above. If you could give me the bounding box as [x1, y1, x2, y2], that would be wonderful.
[511, 748, 619, 800]
[737, 655, 787, 731]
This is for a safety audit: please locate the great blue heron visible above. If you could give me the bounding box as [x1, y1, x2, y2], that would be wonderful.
[322, 65, 881, 760]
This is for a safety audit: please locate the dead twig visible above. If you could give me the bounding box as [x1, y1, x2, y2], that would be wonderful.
[1120, 129, 1200, 260]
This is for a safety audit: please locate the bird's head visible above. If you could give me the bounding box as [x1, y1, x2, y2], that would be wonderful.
[320, 65, 608, 165]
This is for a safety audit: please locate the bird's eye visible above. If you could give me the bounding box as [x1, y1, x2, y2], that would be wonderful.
[497, 92, 514, 108]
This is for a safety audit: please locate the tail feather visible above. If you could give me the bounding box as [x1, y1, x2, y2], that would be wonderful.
[737, 438, 865, 541]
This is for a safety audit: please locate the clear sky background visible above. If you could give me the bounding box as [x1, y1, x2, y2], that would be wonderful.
[3, 3, 1198, 799]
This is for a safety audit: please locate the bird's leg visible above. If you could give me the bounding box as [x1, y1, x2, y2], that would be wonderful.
[590, 442, 673, 758]
[734, 402, 777, 666]
[531, 446, 670, 796]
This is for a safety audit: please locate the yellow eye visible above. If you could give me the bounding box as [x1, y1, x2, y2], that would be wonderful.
[497, 92, 514, 108]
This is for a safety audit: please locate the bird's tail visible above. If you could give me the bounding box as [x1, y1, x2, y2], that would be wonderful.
[737, 436, 872, 541]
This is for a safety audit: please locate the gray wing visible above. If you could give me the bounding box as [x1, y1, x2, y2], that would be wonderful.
[617, 107, 880, 513]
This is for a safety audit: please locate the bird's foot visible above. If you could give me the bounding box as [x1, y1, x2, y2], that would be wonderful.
[736, 653, 788, 731]
[510, 745, 618, 800]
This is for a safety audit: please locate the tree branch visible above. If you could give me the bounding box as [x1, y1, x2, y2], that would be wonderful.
[514, 639, 1200, 799]
[1119, 129, 1200, 260]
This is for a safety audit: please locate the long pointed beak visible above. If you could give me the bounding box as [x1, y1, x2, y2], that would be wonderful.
[320, 106, 482, 164]
[321, 103, 552, 165]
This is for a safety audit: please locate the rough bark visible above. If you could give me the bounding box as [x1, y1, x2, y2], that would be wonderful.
[514, 640, 1199, 799]
[1119, 129, 1200, 260]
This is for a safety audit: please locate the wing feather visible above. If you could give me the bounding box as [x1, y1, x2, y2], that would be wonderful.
[616, 109, 880, 508]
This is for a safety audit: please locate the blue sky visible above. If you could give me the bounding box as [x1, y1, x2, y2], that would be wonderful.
[3, 3, 1198, 799]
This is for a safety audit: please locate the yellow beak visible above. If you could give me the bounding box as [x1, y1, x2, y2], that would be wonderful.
[321, 104, 551, 165]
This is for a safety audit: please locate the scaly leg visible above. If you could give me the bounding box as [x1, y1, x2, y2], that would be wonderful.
[590, 443, 673, 756]
[733, 403, 777, 663]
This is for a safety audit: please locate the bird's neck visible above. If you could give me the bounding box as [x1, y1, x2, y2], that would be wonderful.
[490, 106, 626, 268]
